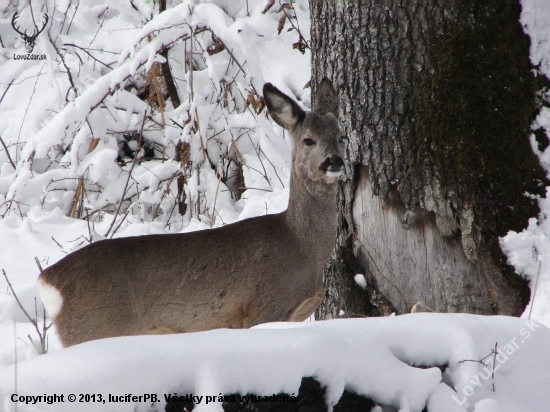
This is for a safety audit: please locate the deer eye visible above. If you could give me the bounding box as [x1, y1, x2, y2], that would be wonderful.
[303, 139, 316, 146]
[339, 136, 347, 144]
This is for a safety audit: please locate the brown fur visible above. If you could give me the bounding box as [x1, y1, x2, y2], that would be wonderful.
[39, 79, 345, 347]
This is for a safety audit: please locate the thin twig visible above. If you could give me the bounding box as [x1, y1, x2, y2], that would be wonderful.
[49, 32, 77, 102]
[528, 259, 542, 319]
[110, 206, 132, 238]
[16, 63, 45, 163]
[0, 80, 14, 106]
[210, 168, 223, 227]
[0, 135, 16, 169]
[459, 347, 497, 366]
[280, 1, 310, 50]
[492, 342, 498, 392]
[85, 208, 93, 240]
[194, 108, 208, 163]
[89, 7, 109, 47]
[64, 43, 114, 69]
[34, 257, 43, 273]
[0, 199, 26, 220]
[2, 270, 49, 354]
[221, 186, 273, 193]
[252, 139, 271, 186]
[151, 173, 179, 221]
[51, 236, 65, 251]
[66, 2, 79, 35]
[259, 147, 284, 188]
[42, 305, 48, 353]
[28, 1, 40, 34]
[56, 1, 70, 41]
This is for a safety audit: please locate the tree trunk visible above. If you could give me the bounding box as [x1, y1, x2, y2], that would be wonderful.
[311, 0, 548, 318]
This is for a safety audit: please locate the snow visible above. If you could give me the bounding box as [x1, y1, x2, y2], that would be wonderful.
[0, 0, 550, 411]
[1, 315, 549, 412]
[521, 0, 550, 77]
[354, 273, 367, 290]
[500, 0, 550, 329]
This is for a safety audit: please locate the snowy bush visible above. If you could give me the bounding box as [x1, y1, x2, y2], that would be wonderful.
[0, 0, 310, 362]
[0, 0, 311, 242]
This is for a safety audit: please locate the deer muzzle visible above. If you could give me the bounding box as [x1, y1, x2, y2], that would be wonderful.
[320, 154, 344, 178]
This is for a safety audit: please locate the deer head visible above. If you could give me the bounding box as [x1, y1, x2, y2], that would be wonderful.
[263, 79, 345, 195]
[12, 11, 48, 54]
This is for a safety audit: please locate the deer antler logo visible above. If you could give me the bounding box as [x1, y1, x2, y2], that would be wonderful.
[11, 11, 49, 54]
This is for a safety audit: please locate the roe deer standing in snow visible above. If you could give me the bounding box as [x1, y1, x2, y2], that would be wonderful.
[38, 79, 345, 347]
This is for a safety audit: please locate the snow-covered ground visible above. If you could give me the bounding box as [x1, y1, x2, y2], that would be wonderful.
[501, 0, 550, 329]
[0, 0, 549, 411]
[2, 314, 550, 412]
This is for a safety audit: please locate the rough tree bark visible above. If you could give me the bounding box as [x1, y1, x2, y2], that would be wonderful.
[311, 0, 548, 318]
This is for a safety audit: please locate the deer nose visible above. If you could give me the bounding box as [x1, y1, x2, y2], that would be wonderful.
[320, 154, 344, 174]
[328, 154, 343, 170]
[322, 154, 343, 170]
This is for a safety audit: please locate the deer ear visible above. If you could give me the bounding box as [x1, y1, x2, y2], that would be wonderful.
[263, 83, 305, 131]
[315, 78, 339, 117]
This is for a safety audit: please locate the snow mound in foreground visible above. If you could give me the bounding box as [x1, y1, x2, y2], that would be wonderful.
[1, 314, 549, 412]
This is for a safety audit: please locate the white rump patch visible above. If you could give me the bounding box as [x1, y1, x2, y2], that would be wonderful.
[37, 278, 63, 319]
[326, 169, 342, 178]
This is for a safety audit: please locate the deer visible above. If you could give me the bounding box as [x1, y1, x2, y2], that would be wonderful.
[11, 11, 48, 54]
[38, 79, 346, 347]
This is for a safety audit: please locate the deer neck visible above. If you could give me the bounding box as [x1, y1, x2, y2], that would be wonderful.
[283, 169, 338, 251]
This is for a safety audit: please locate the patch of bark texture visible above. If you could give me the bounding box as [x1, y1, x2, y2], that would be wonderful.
[311, 0, 547, 317]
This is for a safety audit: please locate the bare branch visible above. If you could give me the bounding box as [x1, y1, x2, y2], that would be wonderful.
[2, 269, 49, 354]
[0, 135, 16, 169]
[64, 43, 114, 70]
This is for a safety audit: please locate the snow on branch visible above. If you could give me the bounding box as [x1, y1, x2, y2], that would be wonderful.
[0, 0, 310, 241]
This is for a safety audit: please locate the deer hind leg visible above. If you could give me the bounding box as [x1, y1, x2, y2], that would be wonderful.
[287, 292, 323, 322]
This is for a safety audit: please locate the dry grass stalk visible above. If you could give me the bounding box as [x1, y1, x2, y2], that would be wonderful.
[410, 301, 436, 313]
[70, 138, 99, 219]
[231, 159, 245, 201]
[227, 141, 246, 201]
[210, 169, 223, 227]
[194, 108, 207, 163]
[175, 141, 192, 216]
[222, 80, 231, 108]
